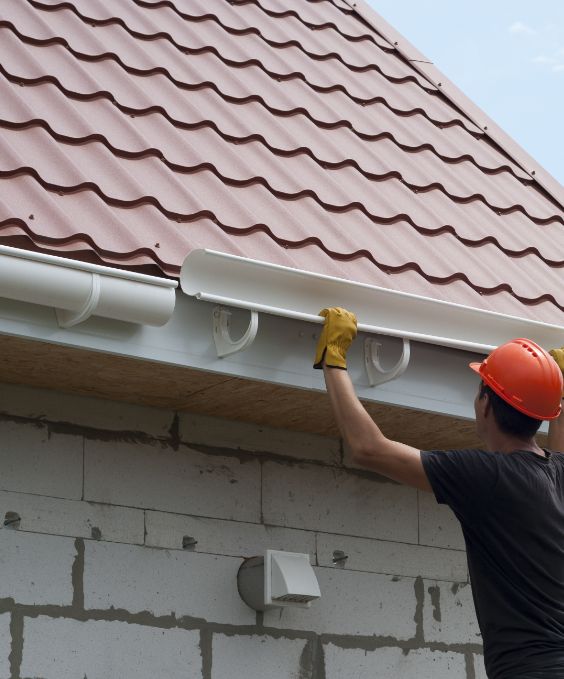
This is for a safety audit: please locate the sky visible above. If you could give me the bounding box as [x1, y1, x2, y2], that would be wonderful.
[365, 0, 564, 186]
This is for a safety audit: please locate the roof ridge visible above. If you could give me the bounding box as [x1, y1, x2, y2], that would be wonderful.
[343, 0, 564, 211]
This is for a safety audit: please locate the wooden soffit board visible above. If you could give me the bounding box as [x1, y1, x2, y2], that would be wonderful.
[0, 333, 484, 451]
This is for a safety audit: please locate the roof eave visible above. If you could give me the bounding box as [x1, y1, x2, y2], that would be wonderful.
[0, 276, 500, 426]
[0, 245, 177, 327]
[180, 249, 564, 354]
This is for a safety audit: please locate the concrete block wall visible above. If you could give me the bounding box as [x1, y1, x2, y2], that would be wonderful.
[0, 382, 483, 678]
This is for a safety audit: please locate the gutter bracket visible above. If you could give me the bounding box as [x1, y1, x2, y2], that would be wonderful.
[365, 337, 411, 386]
[213, 305, 259, 358]
[56, 273, 101, 328]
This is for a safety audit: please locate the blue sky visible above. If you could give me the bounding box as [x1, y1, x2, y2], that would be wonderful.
[365, 0, 564, 186]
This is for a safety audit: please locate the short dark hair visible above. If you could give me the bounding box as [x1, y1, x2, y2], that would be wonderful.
[479, 383, 542, 439]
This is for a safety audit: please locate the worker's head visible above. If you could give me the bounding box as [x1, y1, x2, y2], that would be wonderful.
[470, 338, 562, 443]
[475, 382, 542, 441]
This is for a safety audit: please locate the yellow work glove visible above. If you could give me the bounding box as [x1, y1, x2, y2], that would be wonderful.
[549, 347, 564, 395]
[313, 307, 358, 370]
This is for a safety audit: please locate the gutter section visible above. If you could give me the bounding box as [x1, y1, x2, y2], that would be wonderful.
[0, 245, 177, 327]
[181, 249, 564, 354]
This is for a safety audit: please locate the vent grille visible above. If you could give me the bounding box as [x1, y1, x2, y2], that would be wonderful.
[273, 594, 316, 604]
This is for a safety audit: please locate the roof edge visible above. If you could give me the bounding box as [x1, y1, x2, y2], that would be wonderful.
[180, 250, 564, 354]
[345, 1, 564, 210]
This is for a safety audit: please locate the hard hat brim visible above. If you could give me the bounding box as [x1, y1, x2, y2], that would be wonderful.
[469, 362, 482, 375]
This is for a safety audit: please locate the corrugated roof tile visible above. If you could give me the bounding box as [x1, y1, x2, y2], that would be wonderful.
[0, 0, 562, 326]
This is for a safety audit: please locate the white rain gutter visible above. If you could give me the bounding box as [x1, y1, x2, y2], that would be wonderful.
[180, 249, 564, 355]
[0, 245, 177, 327]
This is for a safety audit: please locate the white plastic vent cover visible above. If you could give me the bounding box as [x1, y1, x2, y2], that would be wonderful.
[266, 550, 321, 608]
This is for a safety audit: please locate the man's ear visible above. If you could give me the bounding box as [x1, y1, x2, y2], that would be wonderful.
[482, 391, 491, 418]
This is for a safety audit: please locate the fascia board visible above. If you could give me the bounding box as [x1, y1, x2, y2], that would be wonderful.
[180, 249, 564, 354]
[0, 290, 549, 433]
[344, 1, 564, 210]
[0, 245, 177, 327]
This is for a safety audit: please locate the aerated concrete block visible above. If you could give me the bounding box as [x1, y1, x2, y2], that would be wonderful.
[0, 382, 174, 438]
[0, 491, 144, 544]
[474, 654, 488, 679]
[0, 530, 75, 606]
[179, 411, 340, 463]
[20, 617, 201, 679]
[84, 541, 255, 625]
[0, 614, 10, 679]
[324, 644, 467, 679]
[145, 511, 315, 559]
[0, 421, 82, 499]
[85, 439, 260, 522]
[317, 533, 467, 582]
[212, 634, 308, 679]
[418, 491, 465, 550]
[262, 461, 418, 543]
[423, 580, 482, 645]
[263, 567, 416, 639]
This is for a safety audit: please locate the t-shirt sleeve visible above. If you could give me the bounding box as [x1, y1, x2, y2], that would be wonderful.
[420, 449, 499, 519]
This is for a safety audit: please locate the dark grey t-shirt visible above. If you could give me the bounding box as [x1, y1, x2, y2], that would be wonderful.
[421, 448, 564, 679]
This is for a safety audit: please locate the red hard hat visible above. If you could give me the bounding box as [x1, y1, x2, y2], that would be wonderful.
[469, 338, 563, 420]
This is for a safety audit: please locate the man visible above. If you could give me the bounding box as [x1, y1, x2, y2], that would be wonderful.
[314, 307, 564, 679]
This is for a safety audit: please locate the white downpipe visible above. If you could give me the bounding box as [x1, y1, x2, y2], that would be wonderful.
[181, 249, 564, 354]
[0, 245, 177, 327]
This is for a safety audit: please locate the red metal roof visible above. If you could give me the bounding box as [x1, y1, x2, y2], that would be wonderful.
[0, 0, 563, 324]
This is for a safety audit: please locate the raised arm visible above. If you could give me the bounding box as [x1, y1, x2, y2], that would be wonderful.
[314, 307, 431, 491]
[322, 366, 432, 491]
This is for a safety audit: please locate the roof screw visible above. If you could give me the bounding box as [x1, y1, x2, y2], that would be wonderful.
[182, 535, 198, 550]
[332, 550, 348, 566]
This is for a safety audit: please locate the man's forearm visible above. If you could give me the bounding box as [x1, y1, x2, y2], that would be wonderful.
[322, 365, 385, 454]
[320, 341, 430, 491]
